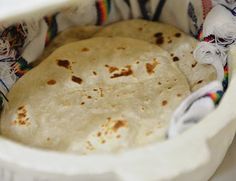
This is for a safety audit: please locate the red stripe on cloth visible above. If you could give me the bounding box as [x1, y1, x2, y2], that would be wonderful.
[202, 0, 213, 19]
[99, 2, 105, 23]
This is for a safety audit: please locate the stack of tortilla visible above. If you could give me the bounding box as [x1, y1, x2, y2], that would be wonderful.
[0, 19, 216, 155]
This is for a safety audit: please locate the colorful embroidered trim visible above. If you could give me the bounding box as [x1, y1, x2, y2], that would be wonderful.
[197, 25, 203, 40]
[202, 65, 228, 105]
[1, 23, 27, 54]
[44, 14, 58, 46]
[12, 57, 32, 78]
[205, 90, 224, 105]
[223, 64, 229, 90]
[96, 0, 111, 25]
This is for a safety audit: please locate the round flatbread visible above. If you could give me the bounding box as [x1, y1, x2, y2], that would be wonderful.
[1, 37, 190, 155]
[94, 19, 216, 91]
[33, 25, 100, 66]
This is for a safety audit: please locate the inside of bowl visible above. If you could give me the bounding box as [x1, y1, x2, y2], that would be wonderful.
[0, 0, 234, 150]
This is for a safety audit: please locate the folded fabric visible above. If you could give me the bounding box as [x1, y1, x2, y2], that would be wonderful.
[169, 4, 234, 137]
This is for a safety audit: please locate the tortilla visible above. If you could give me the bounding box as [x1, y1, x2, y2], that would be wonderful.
[1, 37, 190, 154]
[94, 19, 216, 91]
[33, 25, 100, 66]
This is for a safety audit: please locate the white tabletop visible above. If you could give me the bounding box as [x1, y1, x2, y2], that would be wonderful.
[211, 135, 236, 181]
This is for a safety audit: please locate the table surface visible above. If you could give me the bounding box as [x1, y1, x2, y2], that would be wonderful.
[211, 135, 236, 181]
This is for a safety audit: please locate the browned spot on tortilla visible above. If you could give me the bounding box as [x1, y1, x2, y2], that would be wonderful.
[18, 112, 26, 118]
[175, 33, 181, 37]
[170, 53, 174, 57]
[13, 106, 30, 126]
[117, 47, 126, 50]
[116, 135, 121, 138]
[71, 76, 83, 84]
[190, 51, 193, 54]
[101, 140, 106, 144]
[154, 32, 164, 45]
[158, 82, 162, 85]
[146, 131, 153, 136]
[110, 65, 133, 78]
[146, 59, 159, 74]
[97, 132, 101, 137]
[93, 71, 97, 76]
[197, 80, 203, 84]
[162, 100, 168, 106]
[168, 87, 172, 89]
[47, 138, 51, 141]
[154, 32, 163, 37]
[105, 65, 119, 73]
[86, 141, 94, 150]
[81, 47, 89, 52]
[156, 36, 164, 45]
[112, 120, 127, 132]
[87, 96, 92, 99]
[81, 102, 85, 105]
[136, 61, 140, 64]
[138, 27, 143, 31]
[57, 59, 71, 69]
[99, 88, 104, 97]
[93, 88, 98, 91]
[173, 56, 180, 62]
[168, 40, 172, 43]
[18, 106, 24, 110]
[177, 94, 182, 97]
[47, 80, 56, 85]
[192, 62, 197, 68]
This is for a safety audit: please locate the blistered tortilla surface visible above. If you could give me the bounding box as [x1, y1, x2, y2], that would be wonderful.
[1, 37, 190, 154]
[95, 19, 216, 91]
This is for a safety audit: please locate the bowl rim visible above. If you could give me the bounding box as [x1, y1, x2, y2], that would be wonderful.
[0, 58, 236, 177]
[0, 29, 236, 181]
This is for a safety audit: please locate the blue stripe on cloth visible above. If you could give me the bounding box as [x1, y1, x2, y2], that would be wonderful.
[152, 0, 166, 21]
[138, 0, 150, 20]
[124, 0, 130, 7]
[0, 79, 9, 92]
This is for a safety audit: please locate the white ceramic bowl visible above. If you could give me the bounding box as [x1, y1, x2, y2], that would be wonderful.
[0, 47, 235, 181]
[1, 2, 236, 180]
